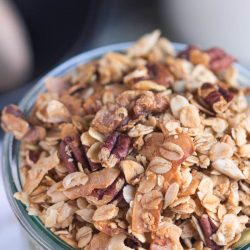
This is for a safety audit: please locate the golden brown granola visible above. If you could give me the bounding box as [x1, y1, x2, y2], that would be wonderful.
[1, 30, 250, 250]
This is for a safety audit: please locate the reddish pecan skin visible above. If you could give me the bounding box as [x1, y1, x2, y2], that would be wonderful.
[59, 140, 77, 173]
[111, 134, 131, 160]
[102, 132, 120, 153]
[82, 145, 102, 172]
[198, 83, 234, 113]
[64, 136, 85, 165]
[199, 215, 220, 250]
[147, 63, 174, 87]
[206, 47, 235, 71]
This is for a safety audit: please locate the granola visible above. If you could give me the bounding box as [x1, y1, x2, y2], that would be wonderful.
[1, 30, 250, 249]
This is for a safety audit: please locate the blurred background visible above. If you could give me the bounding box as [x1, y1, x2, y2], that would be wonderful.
[0, 0, 250, 248]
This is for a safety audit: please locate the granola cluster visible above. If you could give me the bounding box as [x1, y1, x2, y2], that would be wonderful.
[1, 30, 250, 250]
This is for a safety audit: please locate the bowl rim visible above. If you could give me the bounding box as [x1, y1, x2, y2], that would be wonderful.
[2, 41, 250, 250]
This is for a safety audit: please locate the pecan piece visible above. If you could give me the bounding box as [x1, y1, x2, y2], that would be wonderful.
[59, 139, 78, 173]
[206, 47, 236, 72]
[198, 83, 234, 113]
[198, 215, 220, 250]
[1, 104, 30, 139]
[125, 63, 173, 88]
[99, 133, 131, 168]
[147, 63, 174, 87]
[64, 168, 120, 200]
[88, 174, 125, 206]
[133, 91, 169, 116]
[83, 145, 102, 172]
[92, 104, 128, 134]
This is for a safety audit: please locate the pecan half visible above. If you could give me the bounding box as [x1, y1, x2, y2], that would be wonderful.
[206, 47, 236, 72]
[198, 214, 220, 250]
[99, 133, 131, 168]
[178, 46, 235, 72]
[197, 83, 234, 113]
[1, 104, 30, 139]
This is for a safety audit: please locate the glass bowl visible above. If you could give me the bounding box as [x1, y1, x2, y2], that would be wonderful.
[2, 42, 250, 250]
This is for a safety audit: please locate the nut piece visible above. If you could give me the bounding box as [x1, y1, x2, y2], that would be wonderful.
[1, 104, 29, 139]
[92, 204, 119, 221]
[133, 91, 169, 117]
[212, 158, 245, 180]
[207, 47, 236, 71]
[198, 83, 233, 114]
[120, 160, 144, 184]
[92, 104, 128, 134]
[99, 133, 131, 168]
[148, 156, 172, 174]
[198, 214, 219, 250]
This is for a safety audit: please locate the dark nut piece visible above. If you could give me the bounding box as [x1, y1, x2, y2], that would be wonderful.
[83, 91, 103, 115]
[99, 133, 131, 168]
[1, 104, 30, 139]
[198, 83, 234, 113]
[206, 47, 236, 72]
[88, 174, 125, 205]
[199, 214, 220, 250]
[83, 145, 102, 172]
[59, 139, 78, 173]
[147, 63, 174, 87]
[92, 104, 128, 134]
[125, 63, 173, 88]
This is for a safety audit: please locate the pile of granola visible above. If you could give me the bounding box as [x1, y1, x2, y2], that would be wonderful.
[1, 30, 250, 250]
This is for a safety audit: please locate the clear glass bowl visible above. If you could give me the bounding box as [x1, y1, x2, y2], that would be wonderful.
[2, 42, 250, 250]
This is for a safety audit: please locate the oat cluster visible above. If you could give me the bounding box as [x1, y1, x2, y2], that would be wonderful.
[1, 30, 250, 250]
